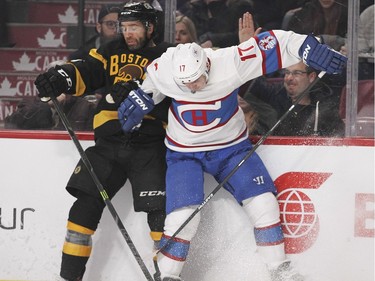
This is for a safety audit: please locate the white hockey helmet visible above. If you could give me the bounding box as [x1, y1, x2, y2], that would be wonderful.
[172, 42, 210, 85]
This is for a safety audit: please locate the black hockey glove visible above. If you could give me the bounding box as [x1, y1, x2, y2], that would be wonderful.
[34, 65, 72, 101]
[110, 80, 141, 107]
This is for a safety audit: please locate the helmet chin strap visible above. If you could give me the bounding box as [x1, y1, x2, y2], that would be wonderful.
[140, 37, 151, 49]
[203, 70, 209, 84]
[205, 57, 211, 81]
[140, 21, 154, 49]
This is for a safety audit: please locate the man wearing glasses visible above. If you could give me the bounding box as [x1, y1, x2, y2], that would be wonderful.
[69, 3, 121, 61]
[242, 61, 345, 136]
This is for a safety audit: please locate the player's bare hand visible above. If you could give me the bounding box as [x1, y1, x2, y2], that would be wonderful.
[238, 12, 262, 43]
[339, 45, 347, 56]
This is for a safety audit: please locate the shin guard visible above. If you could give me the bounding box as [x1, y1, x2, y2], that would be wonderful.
[60, 221, 94, 280]
[156, 207, 201, 278]
[243, 193, 286, 267]
[148, 209, 166, 249]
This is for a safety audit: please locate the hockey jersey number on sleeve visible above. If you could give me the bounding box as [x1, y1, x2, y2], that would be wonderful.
[238, 45, 256, 62]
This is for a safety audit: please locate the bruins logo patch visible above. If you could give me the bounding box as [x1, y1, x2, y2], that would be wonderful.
[74, 165, 82, 174]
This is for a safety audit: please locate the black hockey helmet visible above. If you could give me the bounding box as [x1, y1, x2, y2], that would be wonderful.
[118, 2, 158, 29]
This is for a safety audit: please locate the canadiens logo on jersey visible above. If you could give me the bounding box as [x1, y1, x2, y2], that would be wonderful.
[259, 35, 277, 51]
[255, 31, 281, 74]
[171, 93, 238, 132]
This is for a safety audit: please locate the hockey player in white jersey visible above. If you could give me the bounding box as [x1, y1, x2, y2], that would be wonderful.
[117, 30, 347, 281]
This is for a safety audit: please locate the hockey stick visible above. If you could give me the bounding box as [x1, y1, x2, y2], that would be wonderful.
[153, 71, 326, 261]
[50, 96, 154, 281]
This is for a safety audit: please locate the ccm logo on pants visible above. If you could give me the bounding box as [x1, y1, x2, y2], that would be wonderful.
[139, 191, 166, 197]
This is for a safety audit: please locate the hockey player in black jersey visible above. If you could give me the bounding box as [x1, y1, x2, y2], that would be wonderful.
[34, 2, 173, 281]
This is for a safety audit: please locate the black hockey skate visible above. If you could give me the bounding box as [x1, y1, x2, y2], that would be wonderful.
[154, 272, 182, 281]
[55, 276, 82, 281]
[153, 256, 182, 281]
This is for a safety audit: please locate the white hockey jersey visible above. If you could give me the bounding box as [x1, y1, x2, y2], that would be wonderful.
[141, 30, 307, 152]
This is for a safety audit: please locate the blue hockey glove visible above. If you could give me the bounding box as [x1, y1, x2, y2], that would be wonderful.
[34, 65, 73, 101]
[118, 88, 154, 133]
[299, 34, 347, 74]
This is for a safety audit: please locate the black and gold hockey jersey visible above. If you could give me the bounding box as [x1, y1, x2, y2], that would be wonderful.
[61, 37, 173, 141]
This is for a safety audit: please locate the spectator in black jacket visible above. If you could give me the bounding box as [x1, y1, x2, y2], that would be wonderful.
[243, 61, 345, 137]
[285, 0, 348, 51]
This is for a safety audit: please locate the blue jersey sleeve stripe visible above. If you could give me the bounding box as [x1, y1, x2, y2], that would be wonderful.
[254, 35, 266, 74]
[255, 31, 282, 75]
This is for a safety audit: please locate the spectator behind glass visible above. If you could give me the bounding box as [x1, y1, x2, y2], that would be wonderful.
[357, 4, 374, 54]
[285, 0, 348, 51]
[251, 0, 307, 30]
[4, 91, 99, 131]
[69, 3, 121, 60]
[340, 4, 374, 80]
[238, 94, 278, 135]
[175, 15, 198, 44]
[179, 0, 253, 48]
[339, 4, 374, 55]
[4, 59, 99, 131]
[243, 61, 345, 137]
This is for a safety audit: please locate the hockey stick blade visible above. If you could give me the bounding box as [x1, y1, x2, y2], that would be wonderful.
[50, 96, 154, 281]
[153, 71, 326, 260]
